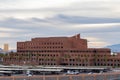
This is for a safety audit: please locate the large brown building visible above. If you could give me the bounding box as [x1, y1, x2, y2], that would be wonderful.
[3, 34, 120, 67]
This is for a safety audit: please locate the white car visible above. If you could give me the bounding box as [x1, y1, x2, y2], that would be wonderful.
[27, 74, 32, 77]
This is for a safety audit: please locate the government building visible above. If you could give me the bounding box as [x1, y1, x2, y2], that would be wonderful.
[3, 34, 120, 67]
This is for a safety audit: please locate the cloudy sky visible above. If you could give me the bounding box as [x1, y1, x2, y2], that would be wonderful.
[0, 0, 120, 50]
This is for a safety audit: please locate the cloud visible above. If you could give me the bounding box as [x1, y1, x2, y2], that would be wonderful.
[0, 0, 120, 19]
[88, 42, 109, 48]
[50, 14, 120, 24]
[1, 15, 120, 34]
[0, 0, 75, 9]
[0, 0, 120, 49]
[83, 37, 109, 48]
[0, 33, 11, 37]
[0, 27, 25, 32]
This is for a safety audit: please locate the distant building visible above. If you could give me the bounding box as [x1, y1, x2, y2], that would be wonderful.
[0, 48, 4, 64]
[3, 44, 9, 52]
[0, 48, 2, 52]
[3, 34, 120, 67]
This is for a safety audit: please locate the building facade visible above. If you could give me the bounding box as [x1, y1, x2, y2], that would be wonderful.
[3, 34, 120, 67]
[3, 44, 9, 52]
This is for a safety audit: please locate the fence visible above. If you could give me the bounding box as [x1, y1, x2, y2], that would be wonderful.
[0, 72, 120, 80]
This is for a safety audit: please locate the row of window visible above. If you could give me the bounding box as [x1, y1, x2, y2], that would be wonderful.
[95, 63, 120, 66]
[62, 59, 88, 62]
[6, 58, 37, 61]
[11, 54, 59, 57]
[9, 53, 111, 59]
[39, 63, 56, 65]
[97, 59, 120, 62]
[17, 50, 110, 54]
[11, 54, 107, 58]
[62, 59, 120, 62]
[39, 59, 56, 61]
[18, 46, 64, 49]
[5, 57, 120, 63]
[4, 59, 120, 67]
[19, 42, 63, 46]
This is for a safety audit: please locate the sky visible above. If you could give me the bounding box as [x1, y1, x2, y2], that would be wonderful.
[0, 0, 120, 50]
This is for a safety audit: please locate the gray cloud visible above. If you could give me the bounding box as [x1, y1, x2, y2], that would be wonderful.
[1, 14, 120, 29]
[1, 15, 120, 33]
[0, 0, 120, 19]
[0, 14, 120, 50]
[48, 14, 120, 24]
[0, 0, 120, 50]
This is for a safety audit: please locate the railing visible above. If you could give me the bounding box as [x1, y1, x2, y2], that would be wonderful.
[0, 72, 120, 80]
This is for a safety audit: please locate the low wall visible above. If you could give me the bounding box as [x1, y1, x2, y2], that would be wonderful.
[0, 72, 120, 80]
